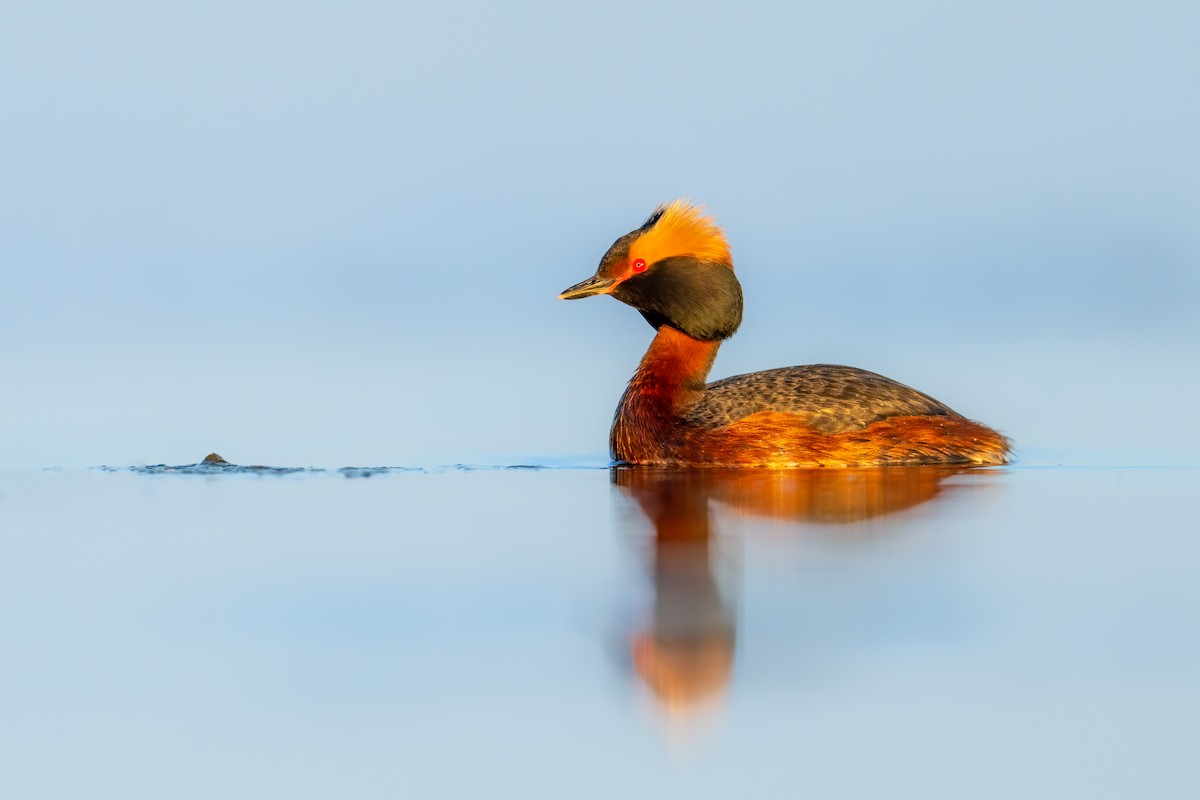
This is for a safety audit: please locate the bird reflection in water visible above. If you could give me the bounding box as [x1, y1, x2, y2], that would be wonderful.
[614, 465, 975, 715]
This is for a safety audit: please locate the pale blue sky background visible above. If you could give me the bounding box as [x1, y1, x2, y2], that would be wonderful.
[3, 0, 1198, 468]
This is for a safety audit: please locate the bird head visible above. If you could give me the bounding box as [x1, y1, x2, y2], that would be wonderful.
[559, 200, 743, 341]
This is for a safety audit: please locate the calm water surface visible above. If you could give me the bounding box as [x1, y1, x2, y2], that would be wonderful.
[1, 461, 1197, 798]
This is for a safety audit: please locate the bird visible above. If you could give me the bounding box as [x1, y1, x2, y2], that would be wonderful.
[558, 200, 1010, 467]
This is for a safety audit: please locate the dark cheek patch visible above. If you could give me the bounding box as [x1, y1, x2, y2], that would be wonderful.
[614, 258, 743, 341]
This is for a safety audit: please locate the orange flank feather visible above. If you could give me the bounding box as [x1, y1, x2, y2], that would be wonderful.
[618, 402, 1009, 468]
[698, 413, 1008, 467]
[629, 201, 732, 270]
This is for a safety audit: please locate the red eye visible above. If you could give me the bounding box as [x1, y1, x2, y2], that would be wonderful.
[632, 258, 647, 273]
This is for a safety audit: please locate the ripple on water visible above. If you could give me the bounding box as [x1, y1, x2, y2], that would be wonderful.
[89, 452, 606, 477]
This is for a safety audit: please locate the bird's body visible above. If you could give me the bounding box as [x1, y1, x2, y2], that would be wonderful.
[560, 201, 1010, 467]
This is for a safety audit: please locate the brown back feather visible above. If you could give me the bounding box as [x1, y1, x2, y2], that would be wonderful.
[687, 364, 959, 434]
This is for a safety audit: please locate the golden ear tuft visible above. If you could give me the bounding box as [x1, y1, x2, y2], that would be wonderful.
[631, 200, 733, 269]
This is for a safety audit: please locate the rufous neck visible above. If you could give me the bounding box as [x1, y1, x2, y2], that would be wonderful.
[629, 325, 720, 409]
